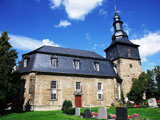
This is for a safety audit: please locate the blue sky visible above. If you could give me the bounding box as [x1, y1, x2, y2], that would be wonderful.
[0, 0, 160, 71]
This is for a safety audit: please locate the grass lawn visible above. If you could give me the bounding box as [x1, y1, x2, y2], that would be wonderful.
[0, 108, 160, 120]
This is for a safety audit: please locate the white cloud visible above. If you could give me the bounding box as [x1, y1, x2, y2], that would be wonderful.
[92, 43, 106, 49]
[131, 32, 160, 62]
[123, 23, 131, 35]
[110, 27, 114, 32]
[63, 0, 103, 20]
[86, 33, 91, 40]
[99, 9, 107, 15]
[49, 0, 103, 20]
[9, 34, 60, 51]
[49, 0, 62, 9]
[141, 24, 145, 27]
[55, 20, 71, 28]
[42, 39, 59, 47]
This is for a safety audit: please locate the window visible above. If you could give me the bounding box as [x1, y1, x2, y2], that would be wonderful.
[94, 62, 100, 71]
[110, 51, 113, 57]
[129, 64, 133, 68]
[98, 93, 103, 100]
[76, 82, 81, 92]
[73, 60, 80, 69]
[127, 49, 131, 57]
[24, 59, 28, 68]
[97, 82, 103, 100]
[51, 58, 58, 68]
[51, 81, 57, 100]
[98, 83, 102, 91]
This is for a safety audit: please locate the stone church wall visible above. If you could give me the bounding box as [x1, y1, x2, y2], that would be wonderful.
[113, 58, 142, 98]
[22, 73, 116, 111]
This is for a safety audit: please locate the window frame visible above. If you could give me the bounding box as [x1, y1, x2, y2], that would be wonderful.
[97, 82, 103, 101]
[50, 81, 57, 100]
[73, 60, 80, 69]
[51, 58, 58, 68]
[98, 82, 102, 91]
[97, 93, 103, 101]
[76, 82, 81, 92]
[110, 51, 113, 57]
[93, 62, 100, 71]
[24, 58, 28, 68]
[127, 49, 131, 57]
[129, 64, 133, 68]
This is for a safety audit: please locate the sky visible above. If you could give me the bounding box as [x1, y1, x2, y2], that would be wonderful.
[0, 0, 160, 71]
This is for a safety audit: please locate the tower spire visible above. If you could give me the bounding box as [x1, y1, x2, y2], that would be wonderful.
[112, 5, 128, 40]
[114, 2, 117, 13]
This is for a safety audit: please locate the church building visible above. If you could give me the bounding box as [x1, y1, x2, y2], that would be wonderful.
[18, 11, 141, 111]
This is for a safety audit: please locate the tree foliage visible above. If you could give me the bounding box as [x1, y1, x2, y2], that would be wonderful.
[146, 70, 157, 98]
[154, 66, 160, 99]
[127, 72, 148, 103]
[145, 66, 160, 99]
[0, 31, 20, 109]
[121, 89, 125, 103]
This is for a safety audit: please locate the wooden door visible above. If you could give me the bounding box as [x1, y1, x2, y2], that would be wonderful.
[75, 95, 82, 107]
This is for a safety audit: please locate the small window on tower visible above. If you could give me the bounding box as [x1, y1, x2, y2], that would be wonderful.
[127, 49, 131, 57]
[129, 64, 133, 68]
[110, 51, 113, 57]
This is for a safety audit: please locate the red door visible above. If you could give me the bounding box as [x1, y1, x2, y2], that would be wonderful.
[75, 95, 82, 107]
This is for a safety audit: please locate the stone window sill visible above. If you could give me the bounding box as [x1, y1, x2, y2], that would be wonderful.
[50, 99, 58, 101]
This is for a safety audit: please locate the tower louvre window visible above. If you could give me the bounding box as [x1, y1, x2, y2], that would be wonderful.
[110, 51, 113, 56]
[129, 64, 133, 68]
[127, 49, 131, 57]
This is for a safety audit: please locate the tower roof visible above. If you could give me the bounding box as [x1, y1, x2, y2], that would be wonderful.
[105, 11, 139, 51]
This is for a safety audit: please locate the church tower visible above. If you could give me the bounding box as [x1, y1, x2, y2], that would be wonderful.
[105, 11, 142, 99]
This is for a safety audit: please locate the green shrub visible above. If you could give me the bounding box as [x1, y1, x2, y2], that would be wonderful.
[121, 90, 125, 103]
[66, 108, 75, 115]
[114, 101, 120, 107]
[61, 100, 72, 113]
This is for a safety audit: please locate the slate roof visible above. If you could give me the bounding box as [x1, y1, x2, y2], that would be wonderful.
[104, 37, 139, 51]
[18, 46, 117, 77]
[24, 46, 104, 59]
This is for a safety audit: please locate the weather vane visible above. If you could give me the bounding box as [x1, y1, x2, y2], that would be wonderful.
[114, 0, 117, 13]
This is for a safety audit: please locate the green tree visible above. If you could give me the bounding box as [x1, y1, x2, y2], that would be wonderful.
[146, 70, 157, 99]
[127, 72, 148, 103]
[0, 31, 19, 109]
[121, 89, 125, 103]
[154, 66, 160, 99]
